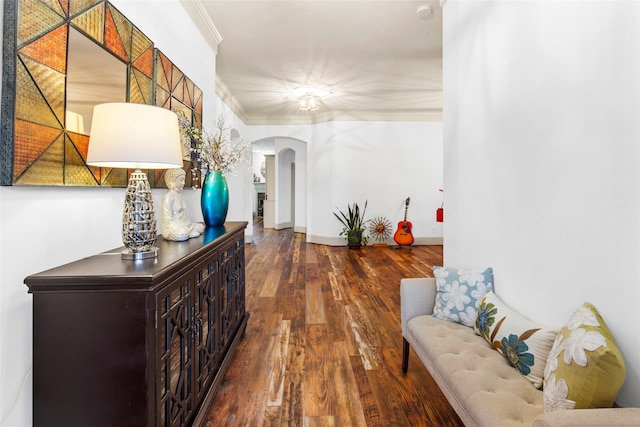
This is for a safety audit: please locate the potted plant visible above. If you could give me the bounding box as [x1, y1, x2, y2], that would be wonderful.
[333, 201, 369, 249]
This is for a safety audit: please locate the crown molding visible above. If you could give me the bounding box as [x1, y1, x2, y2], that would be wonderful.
[242, 109, 443, 126]
[211, 81, 443, 125]
[179, 0, 223, 54]
[215, 75, 249, 125]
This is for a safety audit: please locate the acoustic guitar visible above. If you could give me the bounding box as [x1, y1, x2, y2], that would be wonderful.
[394, 197, 414, 246]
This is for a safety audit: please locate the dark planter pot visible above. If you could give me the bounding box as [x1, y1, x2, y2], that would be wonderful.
[347, 230, 363, 249]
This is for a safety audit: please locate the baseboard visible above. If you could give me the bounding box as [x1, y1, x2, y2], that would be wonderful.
[414, 237, 444, 245]
[306, 235, 443, 246]
[307, 235, 344, 246]
[270, 223, 307, 234]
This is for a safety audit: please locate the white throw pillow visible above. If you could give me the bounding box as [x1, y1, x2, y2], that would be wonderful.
[474, 291, 559, 389]
[432, 266, 493, 327]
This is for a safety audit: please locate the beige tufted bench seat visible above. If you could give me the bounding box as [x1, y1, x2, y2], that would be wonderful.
[400, 278, 640, 427]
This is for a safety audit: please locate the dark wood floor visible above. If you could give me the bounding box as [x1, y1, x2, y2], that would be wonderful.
[204, 221, 463, 426]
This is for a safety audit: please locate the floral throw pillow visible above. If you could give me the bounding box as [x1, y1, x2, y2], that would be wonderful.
[474, 291, 559, 388]
[543, 303, 625, 412]
[432, 266, 493, 327]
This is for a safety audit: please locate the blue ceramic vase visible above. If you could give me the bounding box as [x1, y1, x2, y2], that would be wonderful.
[201, 170, 229, 227]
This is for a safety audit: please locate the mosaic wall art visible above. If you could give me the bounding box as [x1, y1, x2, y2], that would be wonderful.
[0, 0, 202, 188]
[154, 49, 203, 188]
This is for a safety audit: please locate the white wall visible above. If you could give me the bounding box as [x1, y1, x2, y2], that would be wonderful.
[0, 2, 444, 425]
[274, 138, 308, 232]
[443, 0, 640, 406]
[276, 148, 295, 228]
[0, 1, 218, 425]
[318, 121, 443, 244]
[210, 93, 254, 240]
[244, 120, 444, 245]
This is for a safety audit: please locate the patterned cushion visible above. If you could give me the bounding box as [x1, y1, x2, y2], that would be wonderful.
[432, 266, 493, 327]
[474, 291, 559, 388]
[543, 303, 625, 411]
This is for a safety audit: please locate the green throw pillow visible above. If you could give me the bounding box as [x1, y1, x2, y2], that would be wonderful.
[474, 291, 559, 389]
[543, 303, 626, 411]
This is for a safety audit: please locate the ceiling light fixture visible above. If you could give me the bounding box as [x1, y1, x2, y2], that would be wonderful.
[293, 87, 330, 112]
[417, 4, 433, 19]
[298, 92, 323, 111]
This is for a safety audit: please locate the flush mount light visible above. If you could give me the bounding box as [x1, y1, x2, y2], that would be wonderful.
[293, 87, 331, 111]
[417, 4, 433, 19]
[298, 92, 322, 111]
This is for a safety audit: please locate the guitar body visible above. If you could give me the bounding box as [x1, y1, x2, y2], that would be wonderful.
[394, 221, 414, 246]
[394, 197, 414, 246]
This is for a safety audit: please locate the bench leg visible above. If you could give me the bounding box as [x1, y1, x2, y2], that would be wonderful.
[402, 337, 410, 373]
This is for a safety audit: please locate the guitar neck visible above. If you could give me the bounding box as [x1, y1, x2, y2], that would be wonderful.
[403, 199, 409, 222]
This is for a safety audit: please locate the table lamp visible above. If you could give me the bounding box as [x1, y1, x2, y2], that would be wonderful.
[87, 102, 184, 260]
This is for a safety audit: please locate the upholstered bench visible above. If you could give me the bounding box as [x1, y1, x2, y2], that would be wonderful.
[401, 277, 640, 427]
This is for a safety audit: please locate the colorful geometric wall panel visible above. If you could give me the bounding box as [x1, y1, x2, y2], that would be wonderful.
[15, 135, 65, 186]
[70, 3, 106, 46]
[154, 49, 203, 126]
[0, 0, 164, 187]
[12, 120, 64, 182]
[154, 49, 204, 188]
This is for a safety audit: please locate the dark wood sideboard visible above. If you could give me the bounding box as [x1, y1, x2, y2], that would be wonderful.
[25, 222, 249, 427]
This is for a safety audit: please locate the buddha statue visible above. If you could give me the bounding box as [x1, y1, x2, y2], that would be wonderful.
[161, 168, 205, 241]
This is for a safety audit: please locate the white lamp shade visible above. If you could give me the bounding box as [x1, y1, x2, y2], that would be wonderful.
[87, 102, 183, 169]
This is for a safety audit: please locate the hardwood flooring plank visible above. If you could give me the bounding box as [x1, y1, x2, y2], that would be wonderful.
[320, 270, 347, 343]
[378, 345, 433, 426]
[400, 347, 464, 427]
[305, 324, 331, 417]
[366, 366, 412, 426]
[287, 289, 306, 330]
[204, 222, 462, 426]
[305, 262, 326, 325]
[305, 242, 319, 263]
[355, 255, 378, 278]
[264, 405, 283, 427]
[327, 271, 343, 301]
[327, 341, 367, 427]
[248, 314, 281, 391]
[267, 319, 292, 407]
[304, 416, 335, 427]
[349, 354, 383, 427]
[344, 305, 379, 370]
[276, 283, 296, 320]
[261, 261, 284, 297]
[278, 325, 306, 427]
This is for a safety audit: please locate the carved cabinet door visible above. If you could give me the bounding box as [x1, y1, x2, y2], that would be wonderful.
[231, 237, 246, 330]
[219, 235, 246, 350]
[193, 254, 221, 402]
[219, 240, 236, 353]
[156, 271, 195, 427]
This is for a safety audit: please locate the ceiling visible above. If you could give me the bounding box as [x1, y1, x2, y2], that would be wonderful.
[181, 0, 443, 125]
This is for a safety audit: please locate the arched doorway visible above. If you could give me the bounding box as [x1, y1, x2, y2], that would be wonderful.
[249, 137, 307, 234]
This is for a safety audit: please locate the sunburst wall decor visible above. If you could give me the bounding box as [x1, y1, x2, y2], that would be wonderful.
[369, 216, 392, 243]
